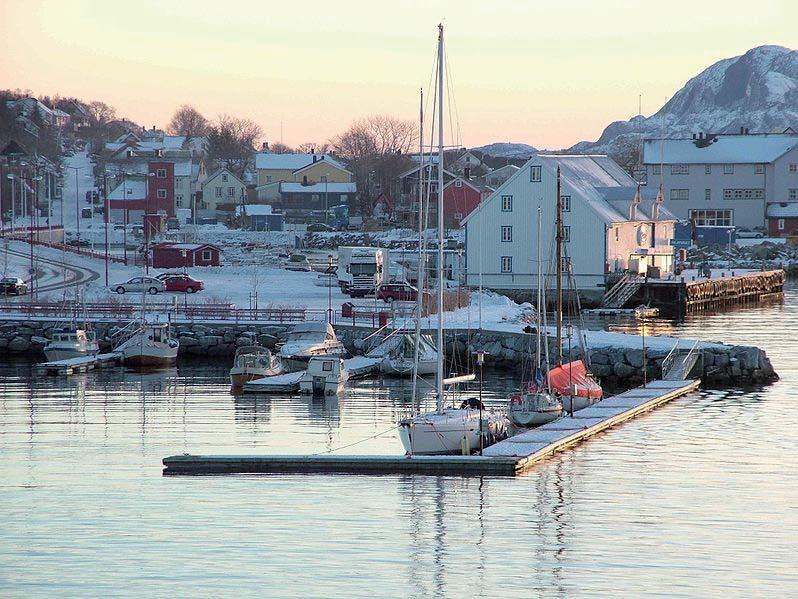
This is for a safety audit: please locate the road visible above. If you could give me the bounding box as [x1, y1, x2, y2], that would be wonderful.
[1, 244, 100, 295]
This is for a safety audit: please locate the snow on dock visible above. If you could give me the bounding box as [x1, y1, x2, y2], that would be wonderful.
[163, 379, 700, 476]
[242, 356, 382, 393]
[34, 353, 123, 376]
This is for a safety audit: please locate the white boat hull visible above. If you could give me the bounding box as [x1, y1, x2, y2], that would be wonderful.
[561, 394, 600, 414]
[230, 368, 281, 387]
[509, 391, 562, 427]
[116, 336, 178, 368]
[298, 372, 349, 396]
[380, 357, 437, 376]
[398, 409, 509, 455]
[44, 347, 99, 362]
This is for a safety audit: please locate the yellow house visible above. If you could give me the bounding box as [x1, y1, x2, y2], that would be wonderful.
[255, 153, 352, 186]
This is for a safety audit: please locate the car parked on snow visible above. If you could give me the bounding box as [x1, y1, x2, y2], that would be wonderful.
[0, 277, 28, 295]
[110, 276, 165, 295]
[376, 282, 418, 303]
[307, 222, 336, 233]
[155, 272, 204, 293]
[735, 227, 765, 239]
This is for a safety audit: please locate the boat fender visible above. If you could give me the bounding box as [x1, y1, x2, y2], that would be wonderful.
[167, 339, 178, 348]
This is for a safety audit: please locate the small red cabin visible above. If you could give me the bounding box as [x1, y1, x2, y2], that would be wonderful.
[151, 243, 221, 268]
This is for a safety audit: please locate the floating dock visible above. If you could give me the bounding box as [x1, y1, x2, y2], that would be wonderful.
[242, 356, 382, 393]
[163, 379, 700, 476]
[34, 352, 123, 376]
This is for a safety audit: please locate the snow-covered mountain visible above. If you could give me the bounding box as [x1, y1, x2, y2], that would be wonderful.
[569, 45, 798, 155]
[471, 142, 538, 159]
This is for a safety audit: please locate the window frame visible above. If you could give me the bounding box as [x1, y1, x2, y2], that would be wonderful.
[156, 168, 167, 178]
[201, 250, 212, 261]
[669, 189, 689, 201]
[705, 164, 711, 175]
[723, 164, 734, 175]
[501, 225, 513, 242]
[670, 164, 689, 175]
[561, 195, 571, 212]
[500, 195, 513, 212]
[156, 188, 167, 199]
[500, 256, 513, 273]
[530, 165, 542, 182]
[754, 164, 765, 175]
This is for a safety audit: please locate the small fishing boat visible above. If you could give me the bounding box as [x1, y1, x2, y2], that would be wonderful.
[43, 327, 99, 362]
[298, 356, 349, 396]
[278, 322, 346, 365]
[230, 345, 283, 387]
[114, 323, 179, 367]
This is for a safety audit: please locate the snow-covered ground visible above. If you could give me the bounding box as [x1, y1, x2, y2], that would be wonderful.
[59, 151, 98, 232]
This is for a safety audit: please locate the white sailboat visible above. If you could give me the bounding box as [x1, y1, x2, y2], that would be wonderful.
[368, 331, 438, 375]
[508, 207, 562, 427]
[230, 345, 283, 387]
[398, 25, 508, 455]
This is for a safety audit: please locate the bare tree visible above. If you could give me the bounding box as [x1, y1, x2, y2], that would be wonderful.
[206, 114, 262, 176]
[168, 105, 209, 137]
[296, 142, 331, 154]
[268, 142, 295, 154]
[85, 101, 116, 128]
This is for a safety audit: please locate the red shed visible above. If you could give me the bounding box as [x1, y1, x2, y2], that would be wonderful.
[442, 177, 489, 229]
[151, 243, 221, 268]
[767, 202, 798, 237]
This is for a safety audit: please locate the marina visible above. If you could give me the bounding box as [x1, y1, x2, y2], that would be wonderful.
[33, 351, 123, 375]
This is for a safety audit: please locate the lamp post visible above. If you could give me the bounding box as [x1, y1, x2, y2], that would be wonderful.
[635, 306, 648, 388]
[727, 229, 733, 272]
[327, 253, 333, 324]
[6, 174, 14, 233]
[475, 350, 485, 455]
[64, 165, 83, 247]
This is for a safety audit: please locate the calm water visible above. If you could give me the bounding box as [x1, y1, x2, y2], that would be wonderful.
[1, 286, 797, 598]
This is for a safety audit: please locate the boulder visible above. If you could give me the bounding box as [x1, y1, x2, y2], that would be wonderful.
[735, 347, 760, 371]
[613, 362, 635, 378]
[30, 336, 48, 347]
[625, 349, 645, 369]
[8, 337, 30, 352]
[590, 351, 610, 365]
[257, 334, 279, 348]
[713, 352, 729, 368]
[179, 336, 199, 347]
[15, 326, 35, 337]
[590, 364, 613, 378]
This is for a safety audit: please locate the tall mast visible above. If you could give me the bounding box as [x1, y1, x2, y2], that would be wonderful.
[536, 206, 542, 373]
[435, 23, 445, 414]
[411, 87, 424, 403]
[555, 165, 563, 365]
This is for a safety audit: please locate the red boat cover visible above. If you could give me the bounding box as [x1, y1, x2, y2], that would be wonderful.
[548, 360, 603, 399]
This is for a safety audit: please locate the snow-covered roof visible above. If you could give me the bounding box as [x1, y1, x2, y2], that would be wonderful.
[108, 179, 146, 200]
[255, 153, 348, 172]
[595, 187, 677, 221]
[279, 182, 357, 194]
[642, 134, 798, 165]
[766, 202, 798, 218]
[174, 161, 193, 177]
[205, 168, 244, 186]
[152, 242, 220, 251]
[235, 204, 273, 217]
[485, 164, 520, 176]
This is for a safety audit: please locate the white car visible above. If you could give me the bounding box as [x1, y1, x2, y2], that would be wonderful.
[735, 227, 765, 239]
[110, 276, 165, 295]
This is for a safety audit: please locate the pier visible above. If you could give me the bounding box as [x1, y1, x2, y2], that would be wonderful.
[33, 352, 123, 375]
[163, 379, 699, 476]
[242, 356, 382, 393]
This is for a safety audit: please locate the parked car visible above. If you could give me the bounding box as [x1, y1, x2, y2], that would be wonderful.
[156, 273, 204, 293]
[66, 238, 91, 247]
[307, 223, 336, 233]
[735, 227, 765, 239]
[285, 254, 312, 272]
[0, 277, 28, 295]
[377, 282, 418, 303]
[110, 276, 165, 295]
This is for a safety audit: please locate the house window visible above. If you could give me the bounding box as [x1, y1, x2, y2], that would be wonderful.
[228, 186, 235, 197]
[689, 209, 733, 226]
[670, 189, 689, 200]
[455, 179, 462, 188]
[340, 194, 347, 202]
[222, 174, 228, 182]
[705, 164, 711, 175]
[176, 199, 183, 207]
[201, 250, 212, 261]
[215, 187, 222, 198]
[320, 175, 328, 183]
[157, 189, 167, 199]
[561, 195, 571, 212]
[311, 194, 319, 202]
[501, 226, 512, 242]
[789, 189, 798, 200]
[789, 164, 797, 173]
[723, 164, 734, 174]
[266, 175, 273, 183]
[175, 179, 182, 187]
[670, 164, 689, 175]
[723, 189, 765, 200]
[652, 164, 661, 176]
[501, 195, 513, 212]
[754, 164, 765, 175]
[562, 225, 570, 242]
[156, 168, 166, 178]
[454, 212, 463, 221]
[705, 188, 711, 201]
[778, 218, 785, 230]
[560, 256, 571, 272]
[530, 166, 542, 182]
[500, 256, 513, 273]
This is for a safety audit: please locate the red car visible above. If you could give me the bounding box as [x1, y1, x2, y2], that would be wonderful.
[376, 283, 418, 302]
[157, 273, 205, 293]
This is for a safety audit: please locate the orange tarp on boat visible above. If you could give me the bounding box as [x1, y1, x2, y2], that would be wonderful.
[548, 360, 603, 399]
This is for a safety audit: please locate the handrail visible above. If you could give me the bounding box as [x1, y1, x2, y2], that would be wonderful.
[661, 339, 681, 374]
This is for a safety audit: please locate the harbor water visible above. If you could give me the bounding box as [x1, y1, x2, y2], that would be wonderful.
[1, 285, 797, 597]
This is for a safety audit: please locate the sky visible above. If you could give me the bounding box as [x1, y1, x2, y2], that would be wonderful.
[0, 0, 796, 150]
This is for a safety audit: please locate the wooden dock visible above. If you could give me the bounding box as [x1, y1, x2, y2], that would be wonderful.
[242, 356, 382, 393]
[34, 352, 123, 376]
[163, 379, 700, 476]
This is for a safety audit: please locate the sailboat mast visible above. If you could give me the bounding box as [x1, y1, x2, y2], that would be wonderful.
[411, 88, 424, 403]
[536, 207, 542, 372]
[555, 165, 563, 366]
[435, 23, 445, 414]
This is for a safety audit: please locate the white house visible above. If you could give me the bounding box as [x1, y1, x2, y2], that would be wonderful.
[642, 131, 798, 228]
[462, 155, 677, 300]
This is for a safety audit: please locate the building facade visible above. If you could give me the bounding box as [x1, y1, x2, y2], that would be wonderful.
[642, 132, 798, 228]
[199, 168, 246, 218]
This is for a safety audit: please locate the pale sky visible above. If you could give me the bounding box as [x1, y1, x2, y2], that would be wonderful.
[1, 0, 795, 150]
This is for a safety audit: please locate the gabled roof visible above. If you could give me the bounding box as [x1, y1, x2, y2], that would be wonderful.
[254, 152, 347, 172]
[398, 163, 457, 180]
[484, 164, 520, 177]
[108, 179, 147, 200]
[204, 167, 244, 187]
[767, 202, 798, 218]
[279, 182, 356, 194]
[642, 134, 798, 165]
[442, 177, 485, 194]
[152, 242, 221, 251]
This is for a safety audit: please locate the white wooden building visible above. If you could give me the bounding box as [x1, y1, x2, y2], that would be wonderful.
[462, 155, 677, 297]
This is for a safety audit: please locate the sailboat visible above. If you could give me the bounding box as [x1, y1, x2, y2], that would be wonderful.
[547, 166, 603, 412]
[398, 24, 508, 455]
[508, 207, 562, 427]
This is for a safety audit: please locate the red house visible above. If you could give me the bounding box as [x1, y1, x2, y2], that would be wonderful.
[442, 177, 489, 229]
[151, 243, 221, 268]
[108, 161, 175, 218]
[767, 203, 798, 237]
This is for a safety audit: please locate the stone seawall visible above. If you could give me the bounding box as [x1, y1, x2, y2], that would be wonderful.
[338, 327, 777, 387]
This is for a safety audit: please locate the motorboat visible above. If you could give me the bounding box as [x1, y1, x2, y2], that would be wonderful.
[367, 332, 438, 376]
[114, 323, 179, 367]
[230, 345, 283, 387]
[278, 322, 346, 365]
[548, 360, 603, 413]
[298, 356, 348, 396]
[43, 327, 99, 362]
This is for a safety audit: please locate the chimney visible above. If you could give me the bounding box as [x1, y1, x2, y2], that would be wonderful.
[312, 155, 317, 163]
[261, 142, 269, 152]
[152, 125, 156, 131]
[464, 166, 470, 179]
[740, 126, 745, 135]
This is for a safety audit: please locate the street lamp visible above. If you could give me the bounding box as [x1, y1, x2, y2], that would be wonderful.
[474, 350, 486, 455]
[64, 165, 85, 247]
[727, 229, 733, 272]
[635, 306, 648, 388]
[5, 174, 15, 232]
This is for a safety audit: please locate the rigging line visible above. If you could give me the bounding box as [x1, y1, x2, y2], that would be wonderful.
[443, 46, 462, 148]
[311, 424, 402, 455]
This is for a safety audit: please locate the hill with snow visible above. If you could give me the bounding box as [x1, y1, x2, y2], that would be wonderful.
[569, 45, 798, 156]
[471, 142, 538, 159]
